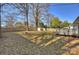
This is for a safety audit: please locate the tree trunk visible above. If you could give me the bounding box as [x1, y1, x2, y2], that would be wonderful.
[35, 5, 39, 31]
[25, 4, 29, 31]
[0, 4, 2, 38]
[35, 16, 39, 31]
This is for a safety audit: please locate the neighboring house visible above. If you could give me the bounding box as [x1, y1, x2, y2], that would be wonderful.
[56, 16, 79, 36]
[73, 16, 79, 36]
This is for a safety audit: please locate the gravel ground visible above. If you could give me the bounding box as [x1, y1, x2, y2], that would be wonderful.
[0, 32, 65, 55]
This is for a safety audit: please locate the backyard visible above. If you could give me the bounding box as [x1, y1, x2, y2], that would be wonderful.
[0, 3, 79, 55]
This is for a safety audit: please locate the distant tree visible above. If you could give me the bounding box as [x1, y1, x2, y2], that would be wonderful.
[62, 21, 71, 28]
[6, 16, 15, 32]
[50, 17, 62, 28]
[15, 22, 26, 31]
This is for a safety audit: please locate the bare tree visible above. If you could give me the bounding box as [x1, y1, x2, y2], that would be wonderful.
[1, 3, 24, 32]
[46, 13, 54, 27]
[6, 16, 15, 32]
[30, 3, 49, 30]
[14, 3, 29, 31]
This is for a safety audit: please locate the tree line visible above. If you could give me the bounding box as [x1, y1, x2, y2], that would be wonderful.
[50, 17, 71, 28]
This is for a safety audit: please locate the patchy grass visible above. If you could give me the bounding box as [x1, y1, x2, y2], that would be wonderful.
[15, 31, 79, 55]
[61, 40, 79, 49]
[15, 31, 55, 44]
